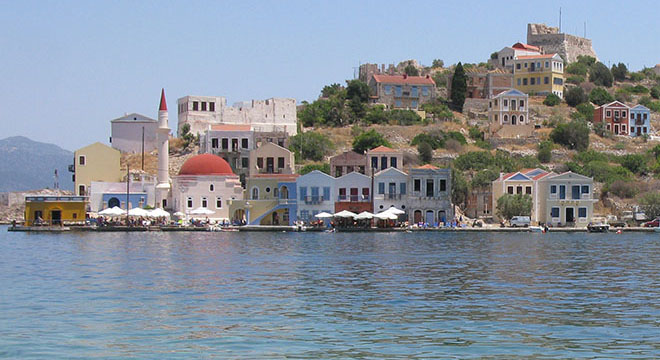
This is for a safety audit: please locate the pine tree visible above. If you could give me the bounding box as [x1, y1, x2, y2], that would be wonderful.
[451, 62, 467, 112]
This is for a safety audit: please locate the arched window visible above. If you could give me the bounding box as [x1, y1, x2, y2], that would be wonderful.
[251, 187, 259, 200]
[519, 115, 524, 124]
[512, 115, 517, 125]
[503, 114, 508, 123]
[209, 184, 214, 191]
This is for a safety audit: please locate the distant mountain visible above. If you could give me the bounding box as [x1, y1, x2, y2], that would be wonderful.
[0, 136, 74, 192]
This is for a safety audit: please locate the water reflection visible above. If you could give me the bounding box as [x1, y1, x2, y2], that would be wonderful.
[0, 228, 658, 358]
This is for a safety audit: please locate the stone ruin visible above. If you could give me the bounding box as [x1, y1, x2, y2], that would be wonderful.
[527, 23, 598, 63]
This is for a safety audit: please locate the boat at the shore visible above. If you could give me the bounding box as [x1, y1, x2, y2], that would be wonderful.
[587, 223, 610, 233]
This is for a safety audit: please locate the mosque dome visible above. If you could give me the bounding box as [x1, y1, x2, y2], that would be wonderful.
[178, 154, 234, 176]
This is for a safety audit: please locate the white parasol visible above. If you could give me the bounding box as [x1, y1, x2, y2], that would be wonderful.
[315, 212, 334, 218]
[354, 211, 374, 220]
[334, 210, 357, 218]
[99, 206, 126, 216]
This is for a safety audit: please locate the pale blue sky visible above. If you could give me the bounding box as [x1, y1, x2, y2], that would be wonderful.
[1, 0, 658, 151]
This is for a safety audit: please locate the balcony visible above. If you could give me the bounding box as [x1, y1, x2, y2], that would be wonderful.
[304, 196, 325, 205]
[337, 195, 370, 202]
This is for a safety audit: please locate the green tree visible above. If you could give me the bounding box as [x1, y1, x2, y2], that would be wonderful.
[543, 93, 561, 106]
[639, 192, 660, 220]
[621, 154, 647, 175]
[364, 105, 388, 124]
[450, 62, 467, 112]
[611, 63, 628, 82]
[550, 119, 590, 151]
[650, 86, 660, 99]
[470, 168, 499, 189]
[180, 123, 196, 149]
[589, 62, 614, 87]
[352, 130, 391, 154]
[288, 131, 335, 162]
[576, 102, 595, 120]
[346, 79, 370, 103]
[564, 86, 588, 107]
[576, 55, 597, 67]
[321, 83, 344, 98]
[431, 59, 444, 68]
[299, 163, 331, 175]
[404, 64, 419, 76]
[411, 132, 444, 149]
[453, 151, 494, 171]
[537, 140, 553, 163]
[566, 62, 589, 76]
[496, 194, 532, 220]
[451, 168, 468, 209]
[387, 109, 423, 125]
[418, 142, 433, 164]
[589, 87, 614, 105]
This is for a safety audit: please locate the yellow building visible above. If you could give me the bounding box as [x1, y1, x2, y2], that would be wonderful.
[24, 196, 87, 226]
[513, 54, 564, 98]
[72, 142, 122, 196]
[229, 174, 298, 225]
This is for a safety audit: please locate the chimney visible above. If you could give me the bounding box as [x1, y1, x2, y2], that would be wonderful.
[426, 74, 430, 79]
[403, 74, 408, 79]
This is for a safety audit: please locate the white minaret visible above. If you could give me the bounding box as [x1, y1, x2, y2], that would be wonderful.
[156, 88, 171, 208]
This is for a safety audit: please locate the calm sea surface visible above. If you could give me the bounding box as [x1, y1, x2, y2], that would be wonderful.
[1, 226, 658, 359]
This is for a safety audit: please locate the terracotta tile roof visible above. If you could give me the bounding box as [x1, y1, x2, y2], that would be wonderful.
[368, 145, 395, 153]
[515, 54, 558, 60]
[372, 74, 435, 85]
[210, 124, 253, 131]
[512, 42, 541, 52]
[415, 164, 439, 170]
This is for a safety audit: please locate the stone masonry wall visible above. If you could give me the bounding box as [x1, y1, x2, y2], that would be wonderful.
[527, 23, 597, 63]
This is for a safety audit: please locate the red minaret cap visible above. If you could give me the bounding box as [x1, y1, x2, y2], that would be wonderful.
[159, 88, 167, 111]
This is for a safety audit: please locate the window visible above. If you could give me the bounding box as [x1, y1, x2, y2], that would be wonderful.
[193, 101, 199, 111]
[371, 156, 378, 170]
[241, 138, 249, 149]
[426, 179, 434, 197]
[201, 197, 208, 208]
[378, 182, 385, 194]
[78, 156, 85, 165]
[339, 188, 346, 200]
[278, 157, 285, 169]
[300, 210, 309, 221]
[299, 187, 307, 201]
[606, 110, 611, 117]
[520, 100, 524, 108]
[422, 86, 429, 96]
[390, 157, 397, 168]
[211, 138, 219, 148]
[78, 185, 86, 196]
[516, 186, 522, 194]
[507, 186, 514, 194]
[362, 187, 369, 199]
[553, 77, 563, 85]
[395, 99, 402, 108]
[400, 182, 406, 195]
[578, 207, 587, 218]
[241, 157, 249, 168]
[544, 77, 549, 84]
[523, 78, 528, 86]
[414, 179, 421, 192]
[221, 138, 229, 150]
[411, 86, 418, 97]
[550, 185, 557, 194]
[615, 110, 619, 118]
[530, 78, 535, 85]
[323, 187, 330, 201]
[384, 85, 391, 95]
[622, 111, 627, 117]
[252, 187, 259, 200]
[381, 156, 387, 170]
[209, 102, 215, 112]
[559, 185, 566, 199]
[516, 63, 521, 70]
[439, 179, 447, 192]
[411, 100, 418, 108]
[187, 197, 193, 208]
[504, 114, 508, 123]
[571, 185, 580, 199]
[526, 186, 532, 195]
[504, 99, 508, 107]
[257, 157, 263, 169]
[216, 197, 222, 209]
[395, 86, 402, 97]
[209, 184, 214, 192]
[545, 61, 549, 68]
[517, 78, 521, 86]
[519, 115, 524, 123]
[201, 102, 207, 111]
[551, 207, 560, 218]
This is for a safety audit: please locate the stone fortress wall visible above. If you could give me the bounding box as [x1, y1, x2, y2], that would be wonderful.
[527, 23, 597, 63]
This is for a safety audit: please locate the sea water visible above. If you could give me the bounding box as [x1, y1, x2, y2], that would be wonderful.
[1, 227, 658, 359]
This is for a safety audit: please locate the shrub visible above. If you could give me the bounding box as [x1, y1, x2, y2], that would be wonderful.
[470, 168, 499, 189]
[451, 168, 468, 208]
[453, 151, 494, 171]
[615, 89, 632, 103]
[387, 109, 423, 125]
[566, 75, 585, 85]
[475, 139, 491, 149]
[566, 62, 589, 76]
[589, 87, 614, 105]
[468, 126, 483, 140]
[651, 86, 660, 99]
[607, 180, 638, 198]
[288, 131, 335, 162]
[576, 102, 595, 120]
[445, 139, 463, 153]
[550, 119, 589, 151]
[639, 192, 660, 219]
[611, 63, 628, 82]
[621, 154, 648, 175]
[411, 133, 443, 149]
[543, 93, 561, 106]
[565, 86, 588, 107]
[630, 72, 645, 82]
[299, 163, 330, 175]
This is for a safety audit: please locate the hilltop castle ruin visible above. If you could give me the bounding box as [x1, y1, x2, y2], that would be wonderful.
[527, 23, 597, 63]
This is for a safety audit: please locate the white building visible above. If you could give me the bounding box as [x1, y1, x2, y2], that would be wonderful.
[171, 153, 243, 220]
[110, 113, 158, 153]
[334, 171, 372, 214]
[538, 172, 596, 227]
[88, 173, 156, 212]
[488, 88, 533, 138]
[296, 170, 335, 223]
[406, 165, 453, 225]
[176, 96, 298, 137]
[489, 42, 542, 70]
[373, 167, 409, 214]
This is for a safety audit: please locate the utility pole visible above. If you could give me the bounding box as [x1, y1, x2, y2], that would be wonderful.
[126, 163, 130, 226]
[141, 126, 145, 171]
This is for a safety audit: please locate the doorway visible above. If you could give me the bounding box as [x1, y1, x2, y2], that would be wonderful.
[565, 207, 575, 224]
[425, 210, 435, 225]
[51, 210, 62, 225]
[108, 197, 120, 208]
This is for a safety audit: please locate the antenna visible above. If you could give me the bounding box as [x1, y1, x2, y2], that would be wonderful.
[559, 7, 562, 33]
[53, 169, 59, 194]
[584, 21, 586, 38]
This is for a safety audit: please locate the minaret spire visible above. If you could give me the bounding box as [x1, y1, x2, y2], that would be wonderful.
[159, 88, 167, 111]
[156, 88, 171, 208]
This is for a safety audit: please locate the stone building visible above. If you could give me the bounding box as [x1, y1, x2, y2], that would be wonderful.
[491, 168, 552, 224]
[200, 124, 255, 184]
[537, 172, 596, 227]
[527, 23, 598, 63]
[464, 68, 513, 99]
[248, 142, 295, 177]
[373, 167, 408, 215]
[366, 146, 404, 176]
[368, 74, 436, 110]
[176, 96, 297, 137]
[407, 164, 453, 225]
[329, 150, 367, 177]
